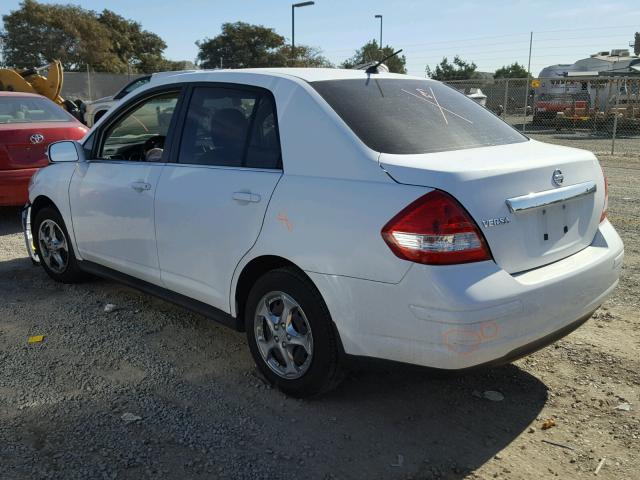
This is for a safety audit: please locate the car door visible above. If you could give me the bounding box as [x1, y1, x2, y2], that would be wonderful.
[155, 85, 283, 311]
[69, 88, 182, 284]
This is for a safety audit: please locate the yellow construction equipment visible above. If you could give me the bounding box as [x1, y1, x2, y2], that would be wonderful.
[0, 60, 82, 120]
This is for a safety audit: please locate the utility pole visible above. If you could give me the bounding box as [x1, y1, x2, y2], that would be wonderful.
[291, 2, 315, 64]
[375, 15, 383, 48]
[86, 64, 93, 101]
[522, 31, 533, 133]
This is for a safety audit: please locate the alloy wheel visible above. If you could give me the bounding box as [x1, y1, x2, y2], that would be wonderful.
[38, 219, 69, 274]
[253, 291, 313, 379]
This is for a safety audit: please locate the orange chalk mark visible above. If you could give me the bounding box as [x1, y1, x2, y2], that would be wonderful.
[277, 213, 293, 232]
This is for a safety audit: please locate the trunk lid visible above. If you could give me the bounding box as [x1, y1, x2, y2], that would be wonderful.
[0, 123, 87, 170]
[380, 139, 605, 274]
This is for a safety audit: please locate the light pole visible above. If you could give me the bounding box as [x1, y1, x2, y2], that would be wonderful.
[292, 1, 315, 63]
[375, 14, 382, 48]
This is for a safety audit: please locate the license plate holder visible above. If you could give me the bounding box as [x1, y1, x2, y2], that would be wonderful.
[537, 202, 572, 243]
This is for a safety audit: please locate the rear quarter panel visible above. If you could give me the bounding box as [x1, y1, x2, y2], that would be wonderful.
[230, 175, 431, 315]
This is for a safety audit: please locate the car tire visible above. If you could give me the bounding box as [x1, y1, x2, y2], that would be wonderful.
[33, 207, 86, 284]
[245, 267, 345, 398]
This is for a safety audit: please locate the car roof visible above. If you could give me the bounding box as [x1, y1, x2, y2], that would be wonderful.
[0, 91, 44, 98]
[237, 68, 423, 82]
[148, 68, 426, 86]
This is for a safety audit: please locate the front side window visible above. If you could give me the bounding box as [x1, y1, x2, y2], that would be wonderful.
[98, 91, 179, 161]
[311, 78, 527, 155]
[178, 86, 281, 169]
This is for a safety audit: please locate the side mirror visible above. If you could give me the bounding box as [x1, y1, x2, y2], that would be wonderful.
[48, 141, 84, 163]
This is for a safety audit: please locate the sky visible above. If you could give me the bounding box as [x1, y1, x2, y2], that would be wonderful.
[2, 0, 639, 76]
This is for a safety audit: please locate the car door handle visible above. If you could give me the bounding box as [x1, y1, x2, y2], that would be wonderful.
[131, 181, 152, 192]
[232, 191, 261, 203]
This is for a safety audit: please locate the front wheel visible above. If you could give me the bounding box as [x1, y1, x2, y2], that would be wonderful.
[245, 267, 345, 397]
[33, 207, 86, 283]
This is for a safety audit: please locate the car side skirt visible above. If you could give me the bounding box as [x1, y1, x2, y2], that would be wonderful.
[78, 260, 240, 331]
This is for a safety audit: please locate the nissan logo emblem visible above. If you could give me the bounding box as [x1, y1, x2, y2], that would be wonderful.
[552, 169, 564, 187]
[30, 133, 45, 144]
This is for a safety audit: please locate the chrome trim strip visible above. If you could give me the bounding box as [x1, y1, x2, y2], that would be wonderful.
[22, 204, 40, 264]
[506, 181, 597, 214]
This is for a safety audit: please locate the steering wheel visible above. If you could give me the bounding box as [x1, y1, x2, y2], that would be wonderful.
[142, 135, 166, 162]
[143, 135, 165, 152]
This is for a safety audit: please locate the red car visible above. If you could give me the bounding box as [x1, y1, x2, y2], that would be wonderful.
[0, 92, 88, 206]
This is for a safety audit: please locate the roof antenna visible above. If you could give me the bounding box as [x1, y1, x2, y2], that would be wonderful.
[366, 49, 403, 74]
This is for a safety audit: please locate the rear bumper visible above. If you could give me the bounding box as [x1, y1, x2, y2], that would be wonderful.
[308, 220, 624, 369]
[0, 168, 38, 206]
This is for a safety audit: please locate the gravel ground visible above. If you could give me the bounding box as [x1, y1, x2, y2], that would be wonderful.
[0, 152, 639, 479]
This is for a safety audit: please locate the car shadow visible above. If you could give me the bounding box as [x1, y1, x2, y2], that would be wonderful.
[0, 256, 33, 274]
[0, 265, 548, 479]
[182, 315, 548, 478]
[0, 214, 548, 478]
[0, 207, 23, 235]
[306, 362, 547, 478]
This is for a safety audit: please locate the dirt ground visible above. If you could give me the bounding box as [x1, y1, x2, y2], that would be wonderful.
[0, 153, 638, 480]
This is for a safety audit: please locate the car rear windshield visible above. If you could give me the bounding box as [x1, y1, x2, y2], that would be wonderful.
[0, 96, 73, 124]
[310, 78, 527, 155]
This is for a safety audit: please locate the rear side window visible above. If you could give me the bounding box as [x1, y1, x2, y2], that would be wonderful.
[310, 78, 526, 155]
[178, 86, 281, 169]
[0, 96, 73, 124]
[245, 95, 281, 169]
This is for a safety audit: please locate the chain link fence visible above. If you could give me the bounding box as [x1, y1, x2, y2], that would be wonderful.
[60, 71, 145, 102]
[59, 70, 640, 157]
[444, 77, 640, 156]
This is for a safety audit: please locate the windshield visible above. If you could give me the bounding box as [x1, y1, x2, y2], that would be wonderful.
[0, 96, 74, 124]
[310, 78, 527, 155]
[115, 76, 151, 99]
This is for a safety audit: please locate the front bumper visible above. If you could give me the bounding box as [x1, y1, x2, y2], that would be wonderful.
[22, 204, 40, 264]
[308, 220, 624, 369]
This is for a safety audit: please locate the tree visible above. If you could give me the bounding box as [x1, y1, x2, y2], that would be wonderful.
[1, 0, 118, 71]
[494, 62, 529, 78]
[426, 56, 477, 81]
[97, 9, 167, 73]
[341, 40, 406, 73]
[634, 32, 640, 56]
[196, 22, 331, 69]
[284, 45, 332, 67]
[197, 22, 284, 69]
[1, 0, 173, 73]
[165, 60, 196, 71]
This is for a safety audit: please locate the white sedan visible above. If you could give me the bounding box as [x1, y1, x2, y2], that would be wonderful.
[25, 68, 623, 397]
[83, 75, 151, 127]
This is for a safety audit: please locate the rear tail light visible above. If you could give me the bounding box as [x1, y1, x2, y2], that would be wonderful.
[381, 190, 492, 265]
[600, 165, 608, 222]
